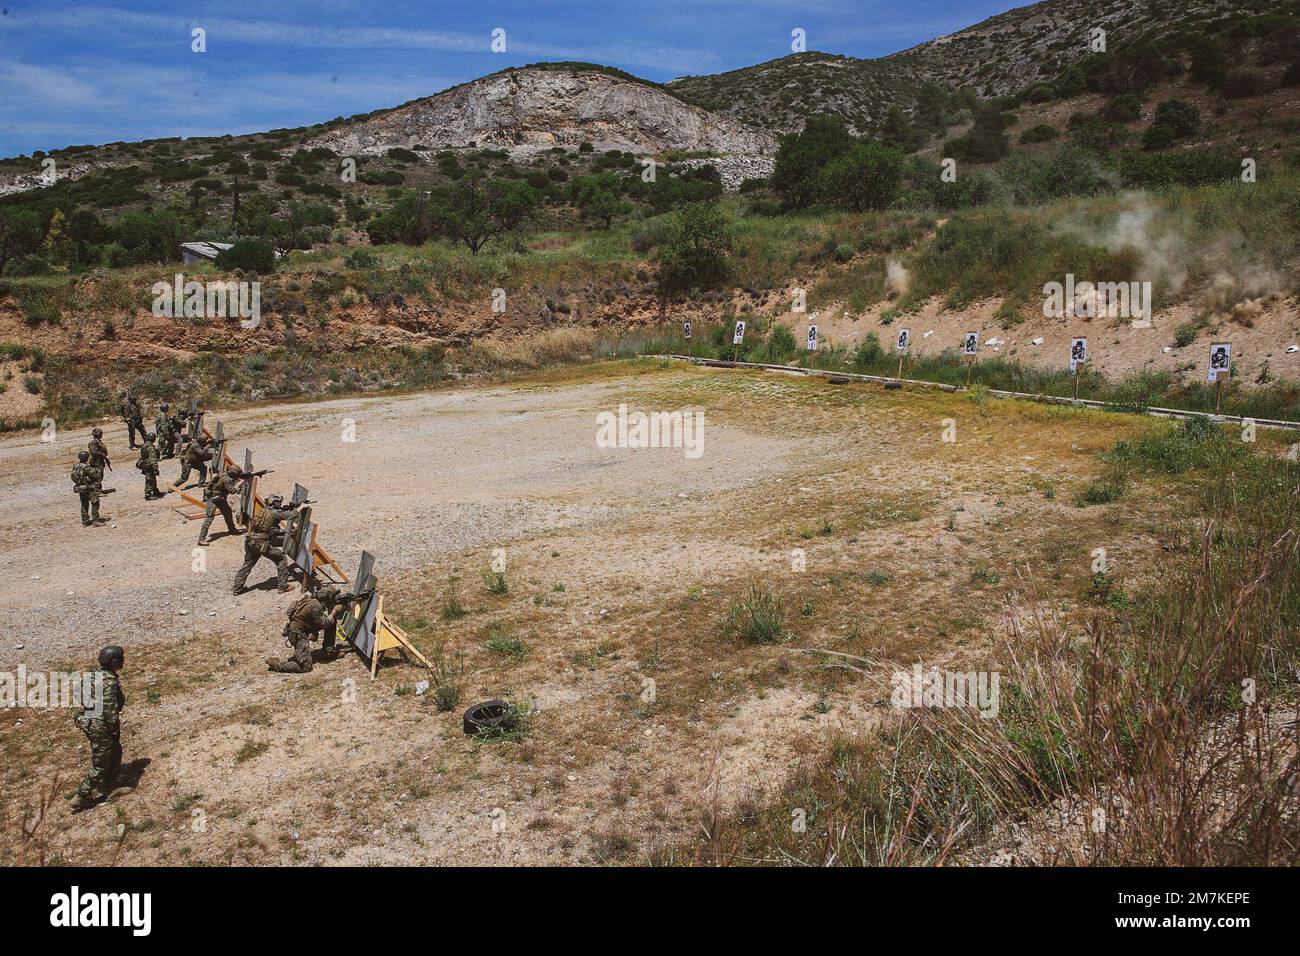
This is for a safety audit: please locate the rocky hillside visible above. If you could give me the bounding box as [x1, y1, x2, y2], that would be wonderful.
[669, 0, 1271, 134]
[667, 53, 915, 137]
[888, 0, 1263, 96]
[306, 66, 775, 162]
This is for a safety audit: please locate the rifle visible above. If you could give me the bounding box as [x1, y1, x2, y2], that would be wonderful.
[343, 588, 376, 605]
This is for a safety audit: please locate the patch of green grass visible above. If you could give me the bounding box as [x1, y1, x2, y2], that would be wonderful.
[721, 584, 787, 645]
[484, 626, 526, 659]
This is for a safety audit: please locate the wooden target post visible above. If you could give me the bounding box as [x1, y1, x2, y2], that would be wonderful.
[1070, 337, 1088, 401]
[338, 551, 429, 679]
[1208, 342, 1232, 413]
[962, 332, 979, 386]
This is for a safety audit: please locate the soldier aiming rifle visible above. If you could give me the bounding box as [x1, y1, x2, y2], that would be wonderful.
[267, 585, 374, 674]
[232, 493, 301, 595]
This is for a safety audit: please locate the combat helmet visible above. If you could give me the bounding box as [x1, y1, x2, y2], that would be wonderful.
[98, 645, 125, 670]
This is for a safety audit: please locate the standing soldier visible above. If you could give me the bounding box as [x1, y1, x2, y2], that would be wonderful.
[233, 494, 297, 595]
[136, 432, 163, 500]
[120, 393, 145, 450]
[175, 434, 213, 488]
[87, 427, 111, 472]
[155, 403, 175, 459]
[71, 450, 106, 526]
[71, 645, 126, 812]
[266, 585, 349, 673]
[197, 465, 246, 545]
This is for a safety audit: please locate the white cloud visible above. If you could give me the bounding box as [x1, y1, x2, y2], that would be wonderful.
[4, 5, 719, 72]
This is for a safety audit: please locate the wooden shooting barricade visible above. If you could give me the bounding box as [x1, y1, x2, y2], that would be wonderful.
[338, 551, 429, 679]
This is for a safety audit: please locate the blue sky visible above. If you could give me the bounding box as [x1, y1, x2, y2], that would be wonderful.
[0, 0, 1022, 156]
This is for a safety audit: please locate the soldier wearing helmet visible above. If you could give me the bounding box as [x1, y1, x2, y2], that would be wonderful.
[71, 645, 127, 812]
[267, 584, 346, 673]
[197, 463, 247, 545]
[87, 427, 110, 471]
[136, 431, 163, 500]
[120, 392, 144, 449]
[154, 403, 176, 459]
[233, 495, 298, 595]
[174, 433, 212, 488]
[71, 449, 106, 526]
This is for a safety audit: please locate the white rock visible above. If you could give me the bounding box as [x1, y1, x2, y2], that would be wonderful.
[1287, 345, 1298, 353]
[414, 680, 429, 696]
[1031, 337, 1044, 345]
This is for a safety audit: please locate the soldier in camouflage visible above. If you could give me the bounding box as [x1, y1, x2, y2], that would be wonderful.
[136, 432, 163, 500]
[266, 585, 345, 673]
[232, 494, 297, 594]
[197, 465, 246, 545]
[155, 403, 176, 459]
[120, 393, 145, 450]
[87, 427, 111, 472]
[175, 434, 213, 488]
[71, 450, 106, 526]
[71, 645, 126, 812]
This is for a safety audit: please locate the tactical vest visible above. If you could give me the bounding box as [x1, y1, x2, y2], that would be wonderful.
[250, 506, 281, 541]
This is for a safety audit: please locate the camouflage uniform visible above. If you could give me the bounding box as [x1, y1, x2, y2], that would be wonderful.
[73, 669, 125, 803]
[88, 435, 110, 471]
[268, 591, 340, 673]
[136, 436, 162, 499]
[155, 407, 175, 459]
[71, 456, 104, 525]
[176, 438, 212, 487]
[198, 467, 244, 544]
[233, 502, 296, 594]
[120, 395, 144, 449]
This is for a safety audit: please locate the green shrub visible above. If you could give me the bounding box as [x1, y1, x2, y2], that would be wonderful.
[215, 239, 276, 274]
[1020, 123, 1060, 144]
[852, 333, 885, 368]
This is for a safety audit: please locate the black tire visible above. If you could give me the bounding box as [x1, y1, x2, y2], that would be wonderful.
[463, 700, 518, 737]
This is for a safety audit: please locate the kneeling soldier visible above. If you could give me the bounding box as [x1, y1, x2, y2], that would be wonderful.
[232, 494, 296, 594]
[197, 465, 246, 545]
[267, 585, 346, 673]
[71, 645, 126, 812]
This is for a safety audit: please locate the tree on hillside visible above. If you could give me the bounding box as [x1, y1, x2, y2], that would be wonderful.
[42, 208, 73, 268]
[430, 174, 539, 254]
[654, 202, 733, 293]
[816, 141, 905, 211]
[770, 115, 855, 209]
[571, 173, 632, 228]
[943, 102, 1011, 164]
[0, 208, 42, 276]
[227, 157, 249, 227]
[879, 105, 925, 153]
